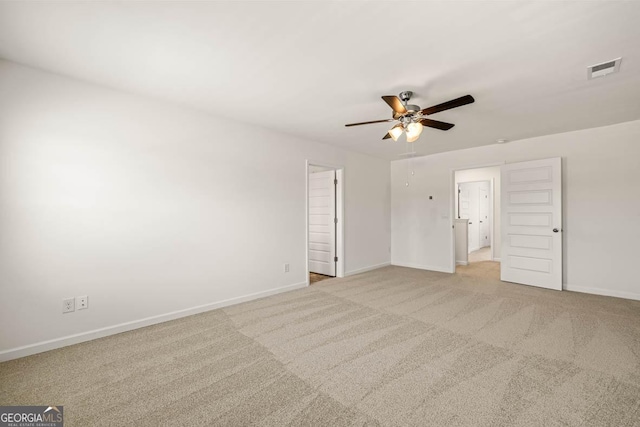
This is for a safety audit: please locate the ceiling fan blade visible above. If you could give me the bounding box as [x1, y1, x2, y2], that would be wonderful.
[345, 118, 394, 127]
[420, 95, 475, 116]
[420, 118, 455, 131]
[382, 132, 391, 140]
[382, 96, 407, 115]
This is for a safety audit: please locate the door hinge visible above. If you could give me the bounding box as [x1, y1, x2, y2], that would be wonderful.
[334, 256, 338, 262]
[334, 217, 338, 224]
[334, 178, 338, 185]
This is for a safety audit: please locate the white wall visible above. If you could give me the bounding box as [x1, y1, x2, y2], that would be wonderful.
[455, 166, 500, 257]
[0, 60, 391, 358]
[392, 120, 640, 300]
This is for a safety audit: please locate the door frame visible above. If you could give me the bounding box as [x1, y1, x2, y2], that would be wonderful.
[449, 162, 504, 273]
[306, 160, 345, 285]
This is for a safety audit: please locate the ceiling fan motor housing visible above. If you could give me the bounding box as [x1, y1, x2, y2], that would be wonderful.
[398, 91, 420, 114]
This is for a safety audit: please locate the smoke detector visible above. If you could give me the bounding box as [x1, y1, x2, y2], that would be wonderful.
[587, 57, 622, 80]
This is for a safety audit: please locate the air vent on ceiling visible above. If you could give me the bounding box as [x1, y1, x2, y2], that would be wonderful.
[587, 57, 622, 80]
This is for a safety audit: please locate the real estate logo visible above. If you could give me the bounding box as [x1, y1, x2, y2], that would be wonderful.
[0, 406, 63, 427]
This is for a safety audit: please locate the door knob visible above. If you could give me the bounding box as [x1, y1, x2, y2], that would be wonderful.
[553, 228, 559, 233]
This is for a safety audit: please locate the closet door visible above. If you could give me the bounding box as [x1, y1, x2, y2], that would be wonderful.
[501, 158, 562, 290]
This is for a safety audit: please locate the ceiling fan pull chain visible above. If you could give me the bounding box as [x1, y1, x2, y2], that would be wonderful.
[405, 140, 411, 187]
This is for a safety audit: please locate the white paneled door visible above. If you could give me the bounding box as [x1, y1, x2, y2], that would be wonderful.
[308, 170, 336, 276]
[458, 183, 479, 251]
[501, 158, 562, 290]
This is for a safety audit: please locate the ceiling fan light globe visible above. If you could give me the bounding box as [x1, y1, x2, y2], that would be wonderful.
[406, 122, 423, 142]
[389, 126, 404, 141]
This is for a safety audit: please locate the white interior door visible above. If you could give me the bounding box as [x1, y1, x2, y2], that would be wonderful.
[500, 157, 562, 290]
[308, 170, 336, 276]
[458, 183, 479, 252]
[479, 186, 490, 248]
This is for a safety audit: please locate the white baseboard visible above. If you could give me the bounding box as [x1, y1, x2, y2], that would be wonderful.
[564, 284, 640, 301]
[492, 257, 501, 262]
[391, 261, 453, 274]
[456, 261, 468, 266]
[344, 262, 390, 277]
[0, 281, 308, 363]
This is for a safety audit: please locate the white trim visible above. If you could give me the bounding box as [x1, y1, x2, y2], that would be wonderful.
[344, 262, 390, 277]
[456, 261, 468, 266]
[0, 281, 307, 362]
[455, 161, 508, 171]
[392, 261, 453, 274]
[450, 171, 456, 273]
[335, 169, 344, 278]
[489, 177, 495, 261]
[493, 257, 501, 262]
[564, 284, 640, 301]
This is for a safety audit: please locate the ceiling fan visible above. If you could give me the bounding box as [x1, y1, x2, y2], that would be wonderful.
[345, 91, 475, 142]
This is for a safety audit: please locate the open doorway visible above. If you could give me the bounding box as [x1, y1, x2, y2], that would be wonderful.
[307, 162, 344, 285]
[459, 180, 491, 261]
[453, 166, 501, 270]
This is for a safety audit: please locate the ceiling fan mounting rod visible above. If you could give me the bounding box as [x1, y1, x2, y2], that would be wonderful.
[399, 91, 413, 104]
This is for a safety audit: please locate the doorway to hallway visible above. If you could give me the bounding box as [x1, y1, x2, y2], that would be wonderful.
[454, 166, 500, 269]
[458, 180, 491, 255]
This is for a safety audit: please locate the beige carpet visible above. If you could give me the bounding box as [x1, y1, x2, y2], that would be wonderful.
[2, 263, 640, 426]
[469, 246, 492, 263]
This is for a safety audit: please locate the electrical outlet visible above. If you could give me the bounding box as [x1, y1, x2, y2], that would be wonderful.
[63, 298, 75, 313]
[284, 263, 290, 273]
[76, 295, 88, 310]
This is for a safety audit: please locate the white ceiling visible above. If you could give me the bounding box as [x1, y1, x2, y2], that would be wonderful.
[1, 1, 640, 160]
